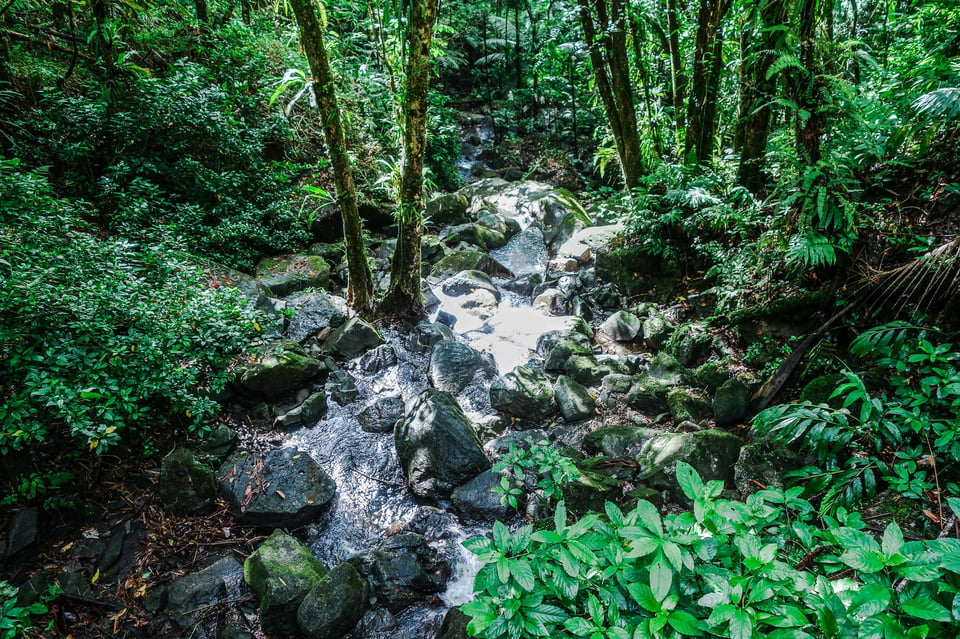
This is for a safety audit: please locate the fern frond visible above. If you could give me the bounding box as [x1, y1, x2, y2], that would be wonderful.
[765, 54, 804, 80]
[787, 232, 837, 269]
[913, 87, 960, 121]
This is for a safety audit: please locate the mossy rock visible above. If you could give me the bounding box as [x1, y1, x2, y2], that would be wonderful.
[296, 562, 370, 639]
[667, 388, 713, 423]
[799, 373, 846, 408]
[595, 246, 679, 297]
[430, 250, 513, 279]
[636, 430, 743, 502]
[713, 377, 751, 427]
[667, 323, 715, 368]
[582, 424, 660, 458]
[625, 377, 672, 414]
[256, 254, 331, 298]
[692, 360, 734, 391]
[238, 339, 323, 400]
[645, 352, 687, 387]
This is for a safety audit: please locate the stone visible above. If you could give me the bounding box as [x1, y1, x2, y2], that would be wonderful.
[358, 344, 398, 373]
[430, 251, 513, 279]
[407, 321, 455, 354]
[256, 254, 332, 298]
[532, 288, 572, 316]
[4, 507, 38, 557]
[238, 339, 323, 400]
[642, 312, 674, 351]
[554, 376, 596, 422]
[636, 430, 743, 501]
[357, 396, 405, 433]
[328, 368, 359, 405]
[564, 353, 608, 387]
[500, 272, 543, 296]
[421, 234, 449, 266]
[668, 324, 715, 367]
[477, 212, 521, 239]
[443, 222, 508, 251]
[165, 556, 240, 630]
[599, 310, 643, 342]
[275, 391, 327, 429]
[733, 440, 801, 494]
[692, 360, 733, 392]
[713, 377, 751, 426]
[347, 533, 450, 613]
[395, 389, 491, 499]
[800, 373, 846, 407]
[244, 530, 328, 636]
[582, 424, 660, 458]
[625, 377, 672, 414]
[601, 374, 635, 394]
[426, 192, 470, 227]
[297, 562, 370, 639]
[438, 607, 472, 639]
[595, 246, 678, 297]
[285, 292, 349, 344]
[218, 448, 336, 528]
[667, 388, 713, 424]
[451, 470, 516, 522]
[645, 352, 686, 386]
[200, 424, 237, 459]
[489, 366, 557, 423]
[159, 449, 217, 516]
[429, 340, 497, 393]
[537, 330, 592, 373]
[441, 270, 501, 302]
[323, 317, 384, 359]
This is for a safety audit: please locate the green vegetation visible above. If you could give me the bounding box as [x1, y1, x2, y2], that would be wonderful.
[0, 579, 58, 638]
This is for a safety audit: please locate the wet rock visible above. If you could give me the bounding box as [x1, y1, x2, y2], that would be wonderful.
[238, 339, 323, 400]
[430, 251, 513, 279]
[358, 396, 405, 433]
[256, 254, 332, 298]
[426, 193, 470, 227]
[443, 222, 508, 251]
[554, 376, 596, 422]
[556, 224, 623, 262]
[200, 424, 238, 459]
[395, 389, 491, 499]
[667, 388, 713, 424]
[275, 391, 327, 429]
[582, 424, 659, 458]
[245, 530, 327, 636]
[645, 352, 686, 387]
[359, 344, 398, 373]
[441, 270, 501, 302]
[438, 607, 471, 639]
[477, 213, 521, 239]
[734, 440, 801, 494]
[429, 340, 497, 393]
[3, 507, 38, 558]
[489, 366, 557, 424]
[692, 360, 733, 392]
[451, 470, 516, 522]
[532, 288, 572, 316]
[328, 368, 360, 405]
[159, 449, 217, 516]
[538, 330, 592, 373]
[324, 317, 384, 359]
[347, 534, 450, 613]
[637, 430, 743, 501]
[625, 378, 671, 414]
[500, 272, 543, 296]
[285, 292, 349, 344]
[667, 324, 715, 367]
[642, 312, 674, 351]
[713, 377, 751, 426]
[164, 556, 240, 630]
[219, 448, 336, 528]
[599, 310, 642, 342]
[564, 353, 608, 387]
[297, 562, 370, 639]
[407, 321, 455, 354]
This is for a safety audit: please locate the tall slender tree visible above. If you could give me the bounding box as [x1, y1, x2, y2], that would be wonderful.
[289, 0, 376, 316]
[381, 0, 438, 317]
[685, 0, 732, 165]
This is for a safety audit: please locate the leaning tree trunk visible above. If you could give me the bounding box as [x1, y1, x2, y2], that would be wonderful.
[289, 0, 375, 316]
[577, 0, 644, 190]
[381, 0, 438, 318]
[684, 0, 731, 165]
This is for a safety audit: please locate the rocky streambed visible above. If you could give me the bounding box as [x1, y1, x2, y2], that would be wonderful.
[4, 176, 795, 638]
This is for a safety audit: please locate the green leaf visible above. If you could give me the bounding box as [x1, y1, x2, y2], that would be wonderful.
[676, 461, 704, 501]
[510, 560, 536, 591]
[901, 598, 952, 622]
[667, 610, 703, 636]
[882, 522, 904, 557]
[627, 582, 660, 613]
[847, 583, 890, 618]
[729, 609, 753, 639]
[496, 557, 510, 583]
[633, 501, 663, 536]
[493, 520, 511, 551]
[649, 559, 673, 601]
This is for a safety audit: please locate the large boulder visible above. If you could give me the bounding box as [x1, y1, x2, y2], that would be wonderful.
[713, 377, 751, 426]
[599, 310, 643, 342]
[297, 562, 370, 639]
[636, 430, 743, 501]
[347, 534, 450, 613]
[357, 396, 405, 433]
[430, 251, 513, 279]
[245, 530, 328, 636]
[429, 340, 497, 393]
[489, 366, 557, 424]
[284, 292, 349, 344]
[256, 254, 331, 298]
[443, 222, 508, 251]
[451, 470, 516, 522]
[158, 449, 217, 516]
[426, 192, 470, 227]
[538, 330, 593, 373]
[407, 321, 455, 354]
[218, 448, 336, 527]
[323, 316, 384, 359]
[554, 376, 596, 423]
[274, 391, 327, 429]
[161, 556, 240, 630]
[667, 388, 713, 424]
[394, 389, 490, 499]
[237, 339, 323, 400]
[441, 270, 501, 302]
[582, 424, 660, 459]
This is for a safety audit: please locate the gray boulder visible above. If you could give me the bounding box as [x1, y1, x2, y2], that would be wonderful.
[441, 270, 501, 302]
[451, 470, 516, 522]
[159, 449, 217, 516]
[395, 389, 491, 499]
[297, 562, 370, 639]
[430, 251, 513, 279]
[554, 376, 596, 422]
[407, 321, 455, 354]
[637, 430, 743, 501]
[256, 254, 331, 298]
[645, 352, 686, 386]
[285, 292, 349, 344]
[489, 366, 557, 423]
[438, 607, 472, 639]
[713, 377, 751, 426]
[599, 310, 643, 342]
[538, 330, 593, 372]
[429, 340, 497, 393]
[164, 556, 240, 630]
[564, 353, 609, 387]
[624, 378, 672, 414]
[357, 396, 405, 433]
[358, 344, 398, 373]
[218, 448, 336, 528]
[667, 388, 713, 424]
[532, 288, 572, 316]
[274, 391, 326, 429]
[668, 324, 715, 367]
[347, 534, 450, 613]
[733, 440, 802, 494]
[642, 312, 674, 351]
[324, 317, 384, 359]
[582, 424, 660, 458]
[426, 192, 470, 226]
[238, 339, 323, 400]
[245, 530, 327, 636]
[443, 222, 508, 251]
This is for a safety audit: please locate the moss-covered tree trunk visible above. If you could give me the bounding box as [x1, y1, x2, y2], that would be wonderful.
[289, 0, 375, 316]
[380, 0, 437, 318]
[577, 0, 644, 190]
[684, 0, 731, 165]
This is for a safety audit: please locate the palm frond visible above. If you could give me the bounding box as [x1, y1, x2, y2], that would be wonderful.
[860, 237, 960, 316]
[913, 87, 960, 121]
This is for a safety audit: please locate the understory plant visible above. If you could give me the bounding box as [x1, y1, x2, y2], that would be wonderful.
[753, 321, 960, 516]
[463, 462, 960, 639]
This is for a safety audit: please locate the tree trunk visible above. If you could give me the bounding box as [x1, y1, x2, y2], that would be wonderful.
[577, 0, 644, 190]
[381, 0, 438, 318]
[195, 0, 209, 25]
[684, 0, 730, 165]
[289, 0, 375, 316]
[795, 0, 823, 165]
[629, 15, 663, 158]
[666, 0, 686, 139]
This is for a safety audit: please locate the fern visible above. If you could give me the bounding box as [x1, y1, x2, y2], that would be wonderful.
[765, 53, 804, 80]
[753, 401, 855, 465]
[786, 232, 837, 269]
[849, 321, 928, 363]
